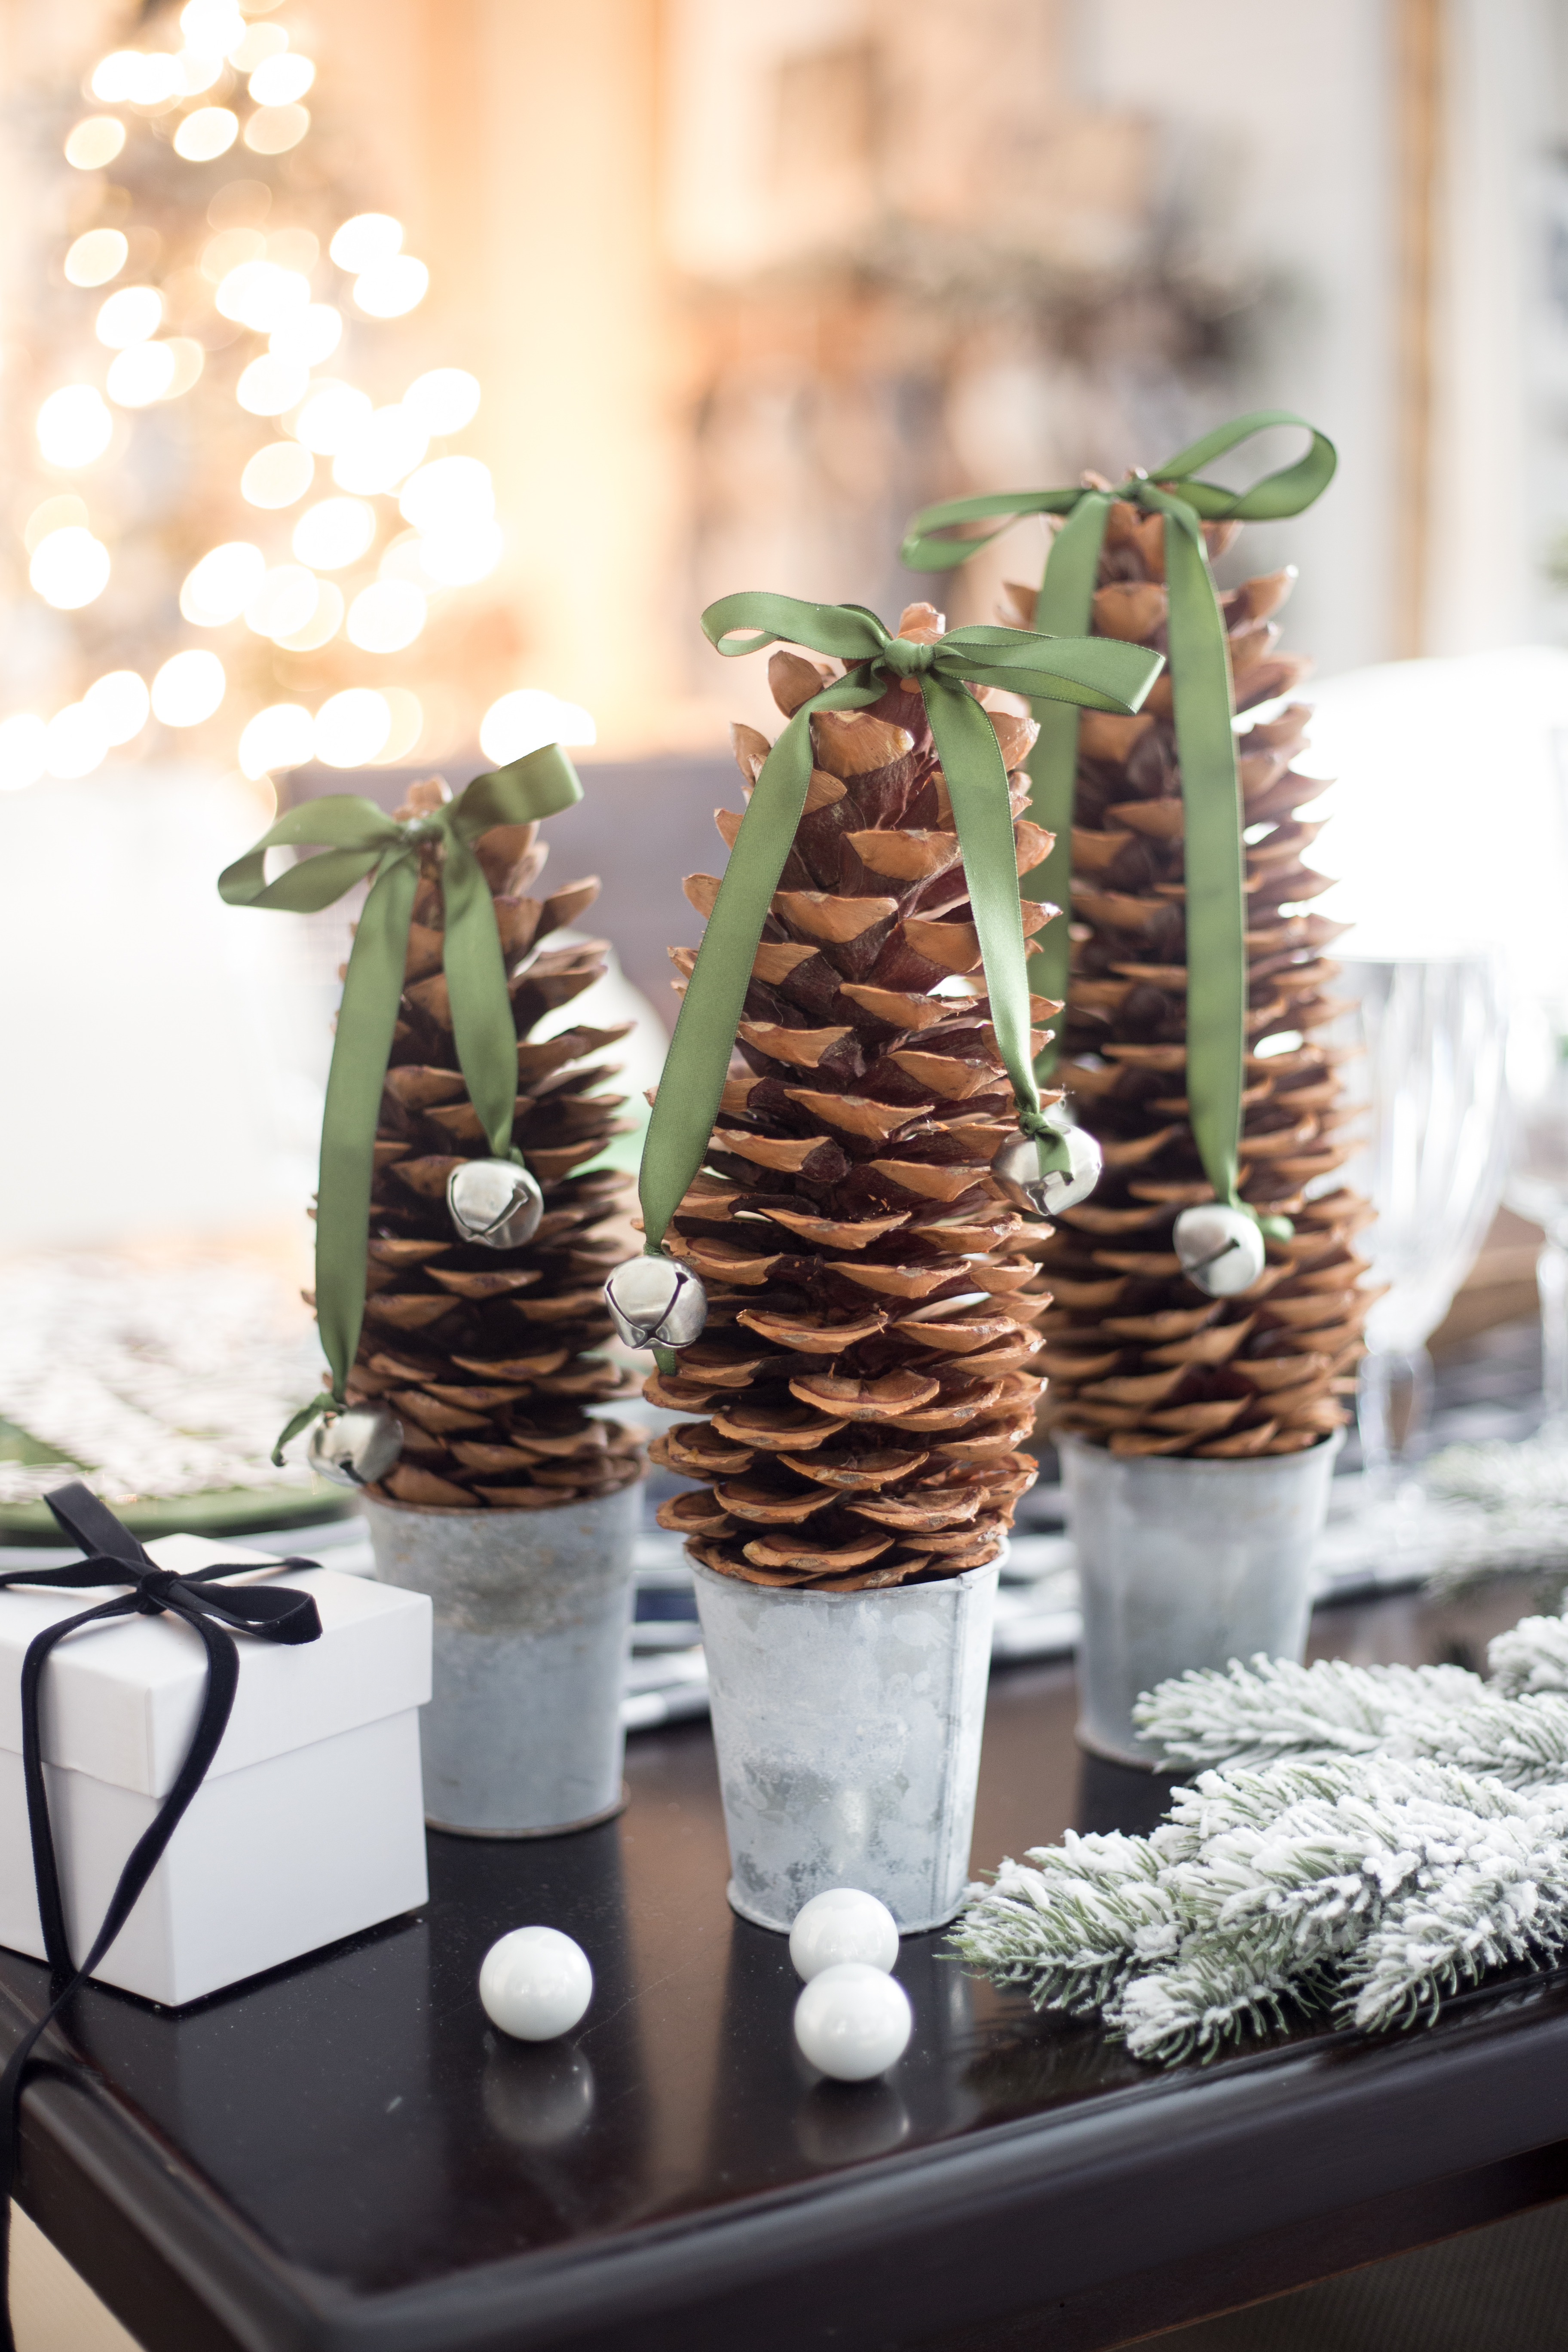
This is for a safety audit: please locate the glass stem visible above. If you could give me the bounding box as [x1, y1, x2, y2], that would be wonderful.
[1357, 1345, 1434, 1500]
[1538, 1239, 1568, 1437]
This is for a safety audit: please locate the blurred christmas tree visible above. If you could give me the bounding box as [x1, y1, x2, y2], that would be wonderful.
[0, 0, 593, 796]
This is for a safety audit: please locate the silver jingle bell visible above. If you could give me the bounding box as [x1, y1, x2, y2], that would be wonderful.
[603, 1255, 709, 1350]
[306, 1402, 404, 1489]
[1173, 1203, 1267, 1299]
[447, 1158, 545, 1251]
[989, 1123, 1103, 1217]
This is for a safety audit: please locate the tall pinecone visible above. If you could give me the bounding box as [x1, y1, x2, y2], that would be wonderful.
[646, 604, 1057, 1589]
[1001, 496, 1372, 1459]
[344, 777, 645, 1509]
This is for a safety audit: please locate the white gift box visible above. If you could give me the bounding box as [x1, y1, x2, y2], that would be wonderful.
[0, 1534, 432, 2007]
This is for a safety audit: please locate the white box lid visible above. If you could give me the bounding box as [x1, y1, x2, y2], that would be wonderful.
[0, 1535, 432, 1798]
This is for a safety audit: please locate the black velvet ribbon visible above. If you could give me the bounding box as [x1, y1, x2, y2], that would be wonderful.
[0, 1482, 322, 2352]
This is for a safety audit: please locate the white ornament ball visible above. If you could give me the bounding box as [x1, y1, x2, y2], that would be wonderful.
[790, 1887, 900, 1982]
[1173, 1204, 1267, 1298]
[478, 1926, 593, 2042]
[793, 1963, 913, 2082]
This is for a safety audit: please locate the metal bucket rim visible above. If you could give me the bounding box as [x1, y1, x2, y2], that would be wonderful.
[1058, 1428, 1344, 1482]
[688, 1556, 1000, 1604]
[358, 1489, 637, 1522]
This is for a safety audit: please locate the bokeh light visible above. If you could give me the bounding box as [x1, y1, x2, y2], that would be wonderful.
[402, 368, 481, 437]
[315, 688, 392, 767]
[331, 404, 427, 496]
[180, 540, 265, 625]
[215, 259, 309, 331]
[231, 23, 287, 72]
[399, 455, 495, 533]
[480, 689, 597, 765]
[245, 105, 309, 155]
[174, 107, 239, 162]
[292, 496, 375, 569]
[417, 521, 503, 585]
[241, 441, 314, 508]
[152, 649, 227, 726]
[45, 703, 108, 781]
[25, 497, 88, 552]
[89, 53, 148, 103]
[290, 380, 372, 454]
[180, 0, 247, 51]
[353, 256, 428, 318]
[239, 701, 313, 777]
[30, 527, 110, 610]
[64, 118, 126, 170]
[162, 340, 206, 399]
[266, 226, 319, 275]
[346, 579, 426, 653]
[175, 49, 226, 98]
[84, 670, 151, 746]
[329, 213, 402, 272]
[245, 564, 318, 641]
[378, 688, 424, 763]
[274, 577, 343, 651]
[269, 302, 340, 367]
[95, 286, 162, 349]
[0, 717, 48, 794]
[36, 387, 113, 469]
[201, 226, 265, 281]
[64, 230, 128, 288]
[107, 343, 178, 406]
[249, 54, 314, 105]
[236, 355, 309, 416]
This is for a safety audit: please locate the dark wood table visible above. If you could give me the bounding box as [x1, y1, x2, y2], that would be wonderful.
[6, 1568, 1568, 2352]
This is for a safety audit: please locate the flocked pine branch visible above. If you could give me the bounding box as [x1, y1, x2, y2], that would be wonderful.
[956, 1593, 1568, 2064]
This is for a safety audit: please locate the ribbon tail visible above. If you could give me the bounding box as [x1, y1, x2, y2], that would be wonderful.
[1020, 492, 1115, 1079]
[1162, 509, 1247, 1216]
[921, 678, 1043, 1136]
[272, 1389, 335, 1467]
[637, 678, 876, 1253]
[314, 854, 419, 1401]
[441, 831, 519, 1162]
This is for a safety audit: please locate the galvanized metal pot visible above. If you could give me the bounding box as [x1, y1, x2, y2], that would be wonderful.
[691, 1558, 999, 1936]
[1062, 1433, 1341, 1767]
[361, 1485, 638, 1836]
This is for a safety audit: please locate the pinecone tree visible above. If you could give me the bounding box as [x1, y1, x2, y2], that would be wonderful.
[999, 498, 1372, 1458]
[344, 777, 645, 1509]
[645, 603, 1057, 1589]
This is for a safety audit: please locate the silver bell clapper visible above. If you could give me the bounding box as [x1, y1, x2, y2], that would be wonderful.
[306, 1401, 404, 1489]
[1173, 1203, 1267, 1299]
[989, 1120, 1102, 1218]
[447, 1158, 545, 1251]
[603, 1255, 709, 1352]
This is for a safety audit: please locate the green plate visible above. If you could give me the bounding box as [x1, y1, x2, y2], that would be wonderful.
[0, 1482, 359, 1546]
[0, 1412, 360, 1544]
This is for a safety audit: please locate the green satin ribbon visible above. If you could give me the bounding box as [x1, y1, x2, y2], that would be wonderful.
[218, 746, 583, 1455]
[637, 595, 1163, 1272]
[901, 410, 1337, 1230]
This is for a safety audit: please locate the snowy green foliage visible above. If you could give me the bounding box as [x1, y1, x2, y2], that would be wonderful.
[952, 1605, 1568, 2063]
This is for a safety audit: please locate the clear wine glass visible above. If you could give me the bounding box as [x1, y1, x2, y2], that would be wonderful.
[1504, 994, 1568, 1434]
[1338, 952, 1510, 1497]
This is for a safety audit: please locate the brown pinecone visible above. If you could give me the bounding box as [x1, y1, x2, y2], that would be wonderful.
[343, 777, 646, 1509]
[646, 603, 1058, 1589]
[999, 496, 1373, 1459]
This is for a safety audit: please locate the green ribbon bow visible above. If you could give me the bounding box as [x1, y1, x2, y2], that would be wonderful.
[636, 594, 1163, 1279]
[218, 745, 583, 1456]
[901, 410, 1337, 1231]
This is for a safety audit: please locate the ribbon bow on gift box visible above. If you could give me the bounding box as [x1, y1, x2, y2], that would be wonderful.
[902, 411, 1337, 1236]
[0, 1483, 323, 2352]
[632, 595, 1163, 1308]
[219, 745, 583, 1456]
